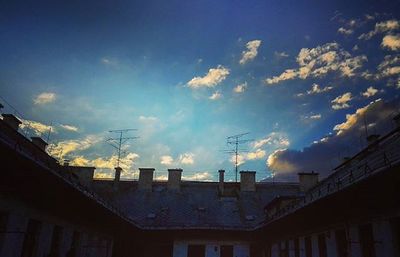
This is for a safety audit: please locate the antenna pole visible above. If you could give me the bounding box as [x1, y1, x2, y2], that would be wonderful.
[224, 132, 253, 182]
[107, 129, 139, 169]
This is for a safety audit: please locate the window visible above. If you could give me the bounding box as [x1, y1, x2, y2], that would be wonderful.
[21, 219, 41, 257]
[0, 212, 9, 253]
[279, 240, 289, 257]
[49, 225, 63, 257]
[359, 224, 376, 257]
[220, 245, 233, 257]
[66, 231, 80, 257]
[335, 229, 348, 257]
[293, 238, 300, 257]
[318, 234, 327, 257]
[304, 236, 312, 257]
[187, 244, 205, 257]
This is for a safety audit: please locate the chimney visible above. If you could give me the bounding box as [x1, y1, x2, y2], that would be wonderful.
[31, 137, 48, 151]
[67, 166, 95, 187]
[138, 168, 154, 191]
[298, 171, 319, 192]
[168, 168, 182, 191]
[2, 114, 22, 131]
[240, 171, 256, 192]
[218, 169, 225, 194]
[113, 167, 122, 190]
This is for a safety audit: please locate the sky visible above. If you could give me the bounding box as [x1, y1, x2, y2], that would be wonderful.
[1, 0, 400, 181]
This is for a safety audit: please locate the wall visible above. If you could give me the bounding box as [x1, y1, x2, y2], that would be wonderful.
[173, 240, 250, 257]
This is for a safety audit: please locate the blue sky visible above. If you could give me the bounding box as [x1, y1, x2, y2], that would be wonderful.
[1, 0, 400, 181]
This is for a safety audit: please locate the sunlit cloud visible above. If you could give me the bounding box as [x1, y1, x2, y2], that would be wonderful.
[362, 86, 378, 98]
[209, 91, 222, 100]
[33, 92, 56, 105]
[338, 27, 354, 35]
[48, 134, 102, 159]
[266, 43, 367, 84]
[179, 153, 195, 165]
[306, 83, 333, 95]
[20, 119, 54, 136]
[187, 65, 230, 89]
[59, 124, 79, 132]
[359, 19, 399, 40]
[239, 40, 262, 64]
[253, 132, 290, 149]
[182, 172, 212, 181]
[160, 155, 174, 165]
[247, 149, 266, 160]
[233, 82, 247, 93]
[331, 92, 352, 110]
[381, 34, 400, 51]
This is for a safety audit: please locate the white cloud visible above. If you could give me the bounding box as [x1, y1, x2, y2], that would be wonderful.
[179, 153, 195, 165]
[240, 40, 262, 64]
[338, 27, 354, 35]
[266, 43, 367, 84]
[33, 92, 56, 105]
[309, 114, 322, 120]
[139, 115, 158, 123]
[160, 155, 174, 165]
[381, 34, 400, 51]
[274, 51, 289, 58]
[233, 82, 247, 93]
[359, 19, 400, 40]
[306, 83, 333, 95]
[59, 124, 78, 132]
[362, 86, 378, 98]
[187, 65, 230, 89]
[209, 91, 222, 100]
[331, 92, 352, 110]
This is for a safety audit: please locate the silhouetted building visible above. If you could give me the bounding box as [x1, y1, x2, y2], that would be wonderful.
[1, 112, 399, 257]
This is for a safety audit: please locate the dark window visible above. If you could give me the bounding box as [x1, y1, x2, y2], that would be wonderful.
[21, 219, 41, 257]
[293, 238, 300, 257]
[279, 240, 289, 257]
[304, 236, 312, 257]
[220, 245, 233, 257]
[49, 226, 63, 257]
[392, 218, 400, 256]
[187, 244, 205, 257]
[359, 224, 376, 257]
[66, 231, 80, 257]
[0, 212, 9, 252]
[318, 234, 327, 257]
[335, 229, 348, 257]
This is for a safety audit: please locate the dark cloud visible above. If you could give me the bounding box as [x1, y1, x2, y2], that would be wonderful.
[267, 99, 400, 181]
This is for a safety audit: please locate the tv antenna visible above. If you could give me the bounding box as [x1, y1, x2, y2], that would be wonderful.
[222, 132, 253, 182]
[107, 129, 139, 168]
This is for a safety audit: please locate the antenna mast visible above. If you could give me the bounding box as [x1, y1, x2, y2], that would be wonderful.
[223, 132, 253, 182]
[107, 129, 139, 168]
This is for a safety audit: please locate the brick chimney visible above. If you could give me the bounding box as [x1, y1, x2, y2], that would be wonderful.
[168, 168, 182, 191]
[138, 168, 154, 191]
[218, 169, 225, 194]
[114, 167, 122, 190]
[31, 137, 48, 151]
[298, 171, 319, 192]
[67, 166, 95, 187]
[2, 114, 22, 131]
[240, 171, 256, 192]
